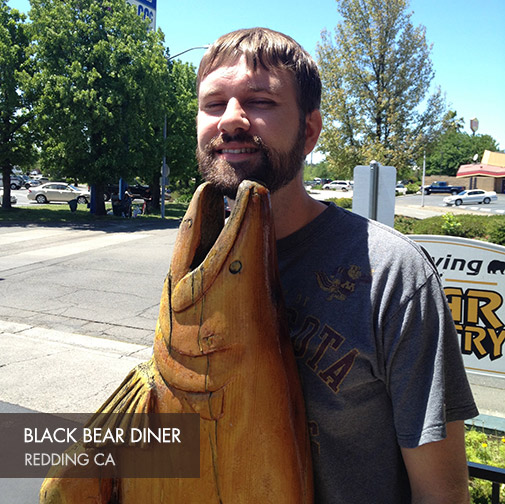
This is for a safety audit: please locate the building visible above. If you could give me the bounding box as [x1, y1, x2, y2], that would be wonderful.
[456, 150, 505, 193]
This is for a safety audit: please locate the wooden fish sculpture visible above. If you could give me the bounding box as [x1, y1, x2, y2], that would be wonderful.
[40, 180, 313, 503]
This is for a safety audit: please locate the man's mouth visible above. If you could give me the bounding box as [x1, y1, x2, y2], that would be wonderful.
[218, 148, 258, 154]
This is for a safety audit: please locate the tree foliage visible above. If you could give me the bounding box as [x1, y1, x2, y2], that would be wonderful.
[29, 0, 170, 214]
[420, 109, 499, 176]
[0, 0, 35, 208]
[163, 60, 198, 191]
[425, 130, 499, 176]
[317, 0, 445, 180]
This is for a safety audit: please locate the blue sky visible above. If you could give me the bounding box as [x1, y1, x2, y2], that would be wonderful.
[8, 0, 505, 151]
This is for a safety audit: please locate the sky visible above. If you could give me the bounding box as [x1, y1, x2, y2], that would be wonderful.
[8, 0, 505, 152]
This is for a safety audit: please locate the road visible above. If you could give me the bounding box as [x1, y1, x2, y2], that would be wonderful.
[0, 220, 179, 344]
[308, 188, 505, 216]
[11, 186, 505, 217]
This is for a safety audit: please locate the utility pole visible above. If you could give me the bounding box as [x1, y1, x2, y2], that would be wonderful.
[161, 45, 209, 219]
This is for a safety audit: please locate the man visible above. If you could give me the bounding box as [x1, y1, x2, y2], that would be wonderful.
[196, 28, 478, 503]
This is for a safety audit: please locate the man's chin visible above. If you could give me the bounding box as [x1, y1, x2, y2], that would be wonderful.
[200, 161, 267, 198]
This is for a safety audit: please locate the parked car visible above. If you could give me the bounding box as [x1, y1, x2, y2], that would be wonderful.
[0, 190, 17, 204]
[322, 180, 351, 191]
[27, 183, 90, 204]
[423, 181, 465, 195]
[443, 189, 497, 206]
[104, 183, 151, 201]
[395, 183, 407, 195]
[315, 178, 332, 186]
[25, 178, 44, 187]
[0, 174, 25, 190]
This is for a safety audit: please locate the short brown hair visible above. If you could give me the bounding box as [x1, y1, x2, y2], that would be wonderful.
[197, 27, 321, 116]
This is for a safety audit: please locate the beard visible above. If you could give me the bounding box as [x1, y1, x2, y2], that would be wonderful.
[197, 122, 306, 200]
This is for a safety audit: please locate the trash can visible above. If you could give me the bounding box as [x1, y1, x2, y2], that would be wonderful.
[68, 199, 78, 212]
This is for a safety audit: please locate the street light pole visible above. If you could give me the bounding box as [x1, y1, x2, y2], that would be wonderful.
[161, 45, 209, 219]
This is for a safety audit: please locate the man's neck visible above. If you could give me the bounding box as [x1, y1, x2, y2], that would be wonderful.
[270, 176, 326, 240]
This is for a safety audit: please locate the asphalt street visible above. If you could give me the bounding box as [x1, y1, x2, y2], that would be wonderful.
[0, 219, 180, 345]
[0, 219, 179, 502]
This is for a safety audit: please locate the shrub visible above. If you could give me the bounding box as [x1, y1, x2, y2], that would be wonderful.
[394, 215, 416, 234]
[442, 213, 463, 236]
[327, 197, 353, 209]
[465, 428, 505, 503]
[406, 183, 420, 194]
[489, 220, 505, 246]
[395, 214, 501, 242]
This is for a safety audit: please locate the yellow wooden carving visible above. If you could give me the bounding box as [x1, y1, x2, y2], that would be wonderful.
[40, 180, 313, 503]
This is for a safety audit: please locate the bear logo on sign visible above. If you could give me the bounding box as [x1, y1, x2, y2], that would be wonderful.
[487, 260, 505, 274]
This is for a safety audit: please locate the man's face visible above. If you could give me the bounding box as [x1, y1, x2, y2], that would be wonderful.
[197, 56, 307, 199]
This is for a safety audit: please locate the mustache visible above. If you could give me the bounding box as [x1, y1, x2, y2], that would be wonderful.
[208, 132, 266, 151]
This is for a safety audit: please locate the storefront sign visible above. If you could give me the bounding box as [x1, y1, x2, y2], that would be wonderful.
[126, 0, 156, 30]
[411, 235, 505, 380]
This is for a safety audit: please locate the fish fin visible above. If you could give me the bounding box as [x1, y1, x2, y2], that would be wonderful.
[40, 475, 116, 504]
[84, 359, 158, 448]
[39, 443, 117, 503]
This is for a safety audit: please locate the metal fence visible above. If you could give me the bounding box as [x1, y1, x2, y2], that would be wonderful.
[469, 462, 505, 504]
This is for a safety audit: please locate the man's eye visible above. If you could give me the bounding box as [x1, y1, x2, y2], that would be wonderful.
[204, 102, 225, 111]
[249, 99, 275, 107]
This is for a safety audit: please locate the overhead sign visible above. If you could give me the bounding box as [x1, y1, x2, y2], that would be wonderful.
[411, 235, 505, 380]
[126, 0, 156, 30]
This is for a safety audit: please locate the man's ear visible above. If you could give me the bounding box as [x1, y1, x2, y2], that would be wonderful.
[303, 109, 322, 156]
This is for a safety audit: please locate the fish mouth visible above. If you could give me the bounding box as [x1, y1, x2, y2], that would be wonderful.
[170, 180, 271, 313]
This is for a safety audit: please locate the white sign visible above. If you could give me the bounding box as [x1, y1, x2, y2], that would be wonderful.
[411, 235, 505, 380]
[126, 0, 156, 30]
[352, 163, 396, 227]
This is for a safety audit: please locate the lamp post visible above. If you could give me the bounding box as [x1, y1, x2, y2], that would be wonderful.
[161, 45, 209, 219]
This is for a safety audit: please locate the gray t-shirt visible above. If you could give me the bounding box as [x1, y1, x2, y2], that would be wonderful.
[277, 203, 478, 503]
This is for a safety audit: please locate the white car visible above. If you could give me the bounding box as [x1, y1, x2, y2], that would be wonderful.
[395, 184, 407, 195]
[27, 182, 90, 204]
[322, 180, 351, 191]
[443, 189, 497, 206]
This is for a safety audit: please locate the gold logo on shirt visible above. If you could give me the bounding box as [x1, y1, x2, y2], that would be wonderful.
[316, 265, 364, 301]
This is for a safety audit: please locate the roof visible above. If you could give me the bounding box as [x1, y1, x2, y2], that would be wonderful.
[482, 150, 505, 168]
[456, 163, 505, 178]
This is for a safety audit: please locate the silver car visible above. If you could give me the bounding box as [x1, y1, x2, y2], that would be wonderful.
[443, 189, 497, 206]
[27, 183, 90, 204]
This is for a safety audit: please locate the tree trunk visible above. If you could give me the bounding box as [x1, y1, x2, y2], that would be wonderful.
[93, 182, 107, 216]
[1, 167, 12, 210]
[149, 172, 161, 212]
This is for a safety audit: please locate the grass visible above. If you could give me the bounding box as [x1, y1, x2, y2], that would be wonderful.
[0, 201, 189, 224]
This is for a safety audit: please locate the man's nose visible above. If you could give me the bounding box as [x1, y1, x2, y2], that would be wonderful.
[217, 98, 250, 135]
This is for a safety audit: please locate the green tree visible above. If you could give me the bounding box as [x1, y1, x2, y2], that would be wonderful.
[0, 0, 35, 209]
[425, 130, 499, 176]
[317, 0, 445, 180]
[164, 60, 198, 192]
[29, 0, 170, 215]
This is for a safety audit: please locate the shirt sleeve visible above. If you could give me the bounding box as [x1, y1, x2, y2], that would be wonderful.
[382, 268, 478, 448]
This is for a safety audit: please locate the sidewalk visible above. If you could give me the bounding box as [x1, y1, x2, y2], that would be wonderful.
[0, 320, 153, 502]
[0, 320, 152, 413]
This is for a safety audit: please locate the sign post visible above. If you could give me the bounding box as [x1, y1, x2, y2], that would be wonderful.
[352, 161, 396, 227]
